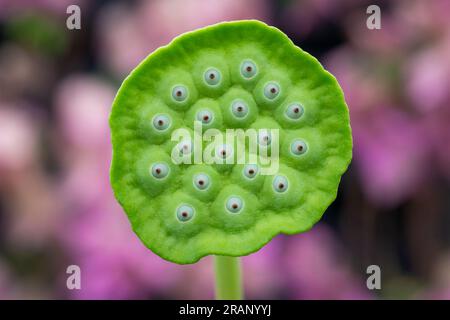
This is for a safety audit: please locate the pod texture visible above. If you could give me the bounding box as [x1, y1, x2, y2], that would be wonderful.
[110, 20, 352, 264]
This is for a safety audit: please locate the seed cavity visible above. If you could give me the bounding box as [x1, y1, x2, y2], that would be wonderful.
[176, 204, 195, 222]
[216, 144, 233, 160]
[240, 60, 257, 79]
[231, 100, 249, 118]
[273, 175, 288, 193]
[196, 109, 213, 125]
[193, 173, 210, 190]
[177, 139, 193, 156]
[258, 130, 272, 147]
[290, 139, 307, 156]
[150, 162, 169, 179]
[204, 68, 221, 86]
[152, 114, 171, 131]
[263, 82, 280, 100]
[285, 103, 304, 120]
[243, 164, 258, 179]
[226, 196, 243, 214]
[172, 85, 188, 102]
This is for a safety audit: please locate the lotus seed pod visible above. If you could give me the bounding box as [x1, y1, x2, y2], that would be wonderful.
[110, 20, 352, 264]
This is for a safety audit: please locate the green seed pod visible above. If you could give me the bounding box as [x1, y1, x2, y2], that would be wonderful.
[110, 20, 352, 264]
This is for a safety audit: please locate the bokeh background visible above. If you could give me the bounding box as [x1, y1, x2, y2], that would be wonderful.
[0, 0, 449, 299]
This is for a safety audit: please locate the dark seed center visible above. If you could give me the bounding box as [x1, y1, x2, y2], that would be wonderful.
[232, 203, 238, 209]
[203, 115, 209, 121]
[248, 169, 255, 175]
[237, 106, 243, 112]
[209, 73, 215, 79]
[246, 66, 252, 72]
[176, 90, 182, 97]
[278, 183, 284, 189]
[270, 87, 277, 94]
[198, 180, 204, 186]
[181, 212, 188, 218]
[297, 145, 303, 152]
[155, 168, 161, 174]
[294, 107, 299, 113]
[158, 120, 164, 126]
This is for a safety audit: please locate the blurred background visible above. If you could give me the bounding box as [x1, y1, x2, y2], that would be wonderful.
[0, 0, 449, 299]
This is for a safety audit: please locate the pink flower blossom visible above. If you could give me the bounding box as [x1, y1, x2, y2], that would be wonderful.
[0, 104, 39, 174]
[54, 75, 115, 152]
[284, 225, 372, 299]
[353, 107, 429, 207]
[406, 46, 450, 113]
[95, 0, 270, 77]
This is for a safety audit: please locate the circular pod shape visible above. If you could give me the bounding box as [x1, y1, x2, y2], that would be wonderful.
[110, 20, 352, 264]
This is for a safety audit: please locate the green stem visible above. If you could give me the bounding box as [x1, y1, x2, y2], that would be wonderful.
[214, 255, 243, 300]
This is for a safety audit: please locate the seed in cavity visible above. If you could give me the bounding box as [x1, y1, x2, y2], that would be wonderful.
[176, 204, 195, 222]
[273, 175, 288, 193]
[285, 103, 304, 120]
[290, 139, 307, 156]
[226, 196, 243, 213]
[194, 173, 210, 190]
[150, 163, 169, 179]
